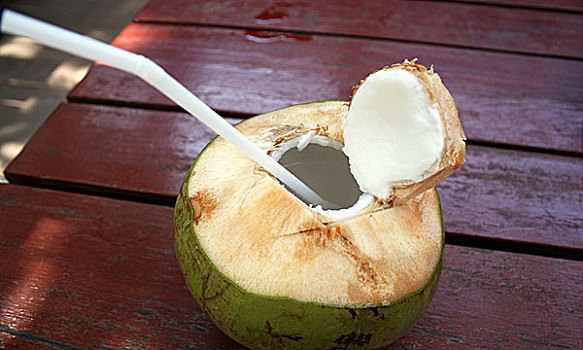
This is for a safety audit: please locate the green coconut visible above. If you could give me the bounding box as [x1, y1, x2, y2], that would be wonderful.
[174, 61, 465, 349]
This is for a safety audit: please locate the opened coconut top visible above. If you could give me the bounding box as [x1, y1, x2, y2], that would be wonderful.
[271, 60, 465, 219]
[185, 101, 445, 305]
[343, 60, 465, 206]
[182, 61, 465, 305]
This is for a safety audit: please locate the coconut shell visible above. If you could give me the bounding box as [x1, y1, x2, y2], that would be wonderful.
[174, 102, 445, 349]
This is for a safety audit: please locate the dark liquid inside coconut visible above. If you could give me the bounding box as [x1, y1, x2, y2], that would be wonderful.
[278, 143, 362, 210]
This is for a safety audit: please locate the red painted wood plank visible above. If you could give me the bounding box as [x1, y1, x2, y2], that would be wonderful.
[398, 245, 582, 349]
[5, 103, 582, 253]
[68, 24, 583, 154]
[0, 184, 241, 349]
[135, 0, 583, 58]
[0, 184, 581, 348]
[5, 103, 238, 205]
[440, 144, 583, 253]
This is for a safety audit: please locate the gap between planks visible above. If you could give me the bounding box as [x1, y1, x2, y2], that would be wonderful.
[129, 21, 583, 62]
[439, 0, 583, 14]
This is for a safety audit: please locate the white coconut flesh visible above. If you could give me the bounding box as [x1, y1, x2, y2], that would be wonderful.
[343, 69, 444, 200]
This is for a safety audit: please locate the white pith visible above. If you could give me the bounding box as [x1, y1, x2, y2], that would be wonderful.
[343, 69, 444, 199]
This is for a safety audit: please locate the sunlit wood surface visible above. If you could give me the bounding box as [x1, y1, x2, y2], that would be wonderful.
[2, 0, 582, 348]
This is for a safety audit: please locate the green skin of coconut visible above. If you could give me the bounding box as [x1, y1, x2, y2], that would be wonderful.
[173, 104, 445, 350]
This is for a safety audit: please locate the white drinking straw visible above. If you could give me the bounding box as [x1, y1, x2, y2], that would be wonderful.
[0, 9, 329, 206]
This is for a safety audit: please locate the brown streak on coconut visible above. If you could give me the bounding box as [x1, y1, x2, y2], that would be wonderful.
[190, 189, 219, 225]
[292, 224, 390, 304]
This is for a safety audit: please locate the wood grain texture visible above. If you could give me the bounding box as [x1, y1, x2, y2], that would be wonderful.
[440, 144, 583, 253]
[5, 103, 582, 252]
[0, 185, 241, 349]
[396, 245, 582, 349]
[68, 24, 583, 154]
[135, 0, 583, 58]
[0, 184, 581, 349]
[6, 103, 239, 205]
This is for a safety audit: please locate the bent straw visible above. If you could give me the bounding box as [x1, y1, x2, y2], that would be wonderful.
[0, 9, 330, 206]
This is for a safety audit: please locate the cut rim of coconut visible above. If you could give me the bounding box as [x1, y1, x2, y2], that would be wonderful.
[270, 133, 376, 221]
[342, 60, 466, 207]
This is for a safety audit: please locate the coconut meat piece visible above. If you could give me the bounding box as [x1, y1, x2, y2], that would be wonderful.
[343, 69, 444, 200]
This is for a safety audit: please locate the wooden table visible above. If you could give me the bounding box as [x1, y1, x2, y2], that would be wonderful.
[1, 1, 582, 348]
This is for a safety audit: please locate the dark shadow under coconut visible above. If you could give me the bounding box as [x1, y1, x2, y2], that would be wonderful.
[278, 143, 362, 210]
